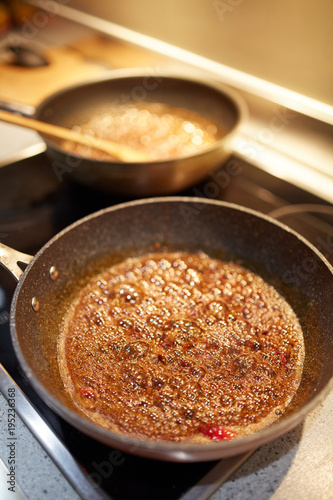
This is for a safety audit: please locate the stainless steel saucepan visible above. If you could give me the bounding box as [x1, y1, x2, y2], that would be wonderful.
[1, 69, 245, 196]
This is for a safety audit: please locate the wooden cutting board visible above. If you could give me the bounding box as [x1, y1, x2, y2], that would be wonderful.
[0, 34, 165, 109]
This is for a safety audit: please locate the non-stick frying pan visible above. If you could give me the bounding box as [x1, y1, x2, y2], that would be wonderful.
[3, 69, 245, 196]
[1, 197, 333, 462]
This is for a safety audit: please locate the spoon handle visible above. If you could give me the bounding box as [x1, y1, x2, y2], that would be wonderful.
[0, 109, 151, 162]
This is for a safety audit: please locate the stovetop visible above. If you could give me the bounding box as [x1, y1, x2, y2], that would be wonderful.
[0, 148, 332, 500]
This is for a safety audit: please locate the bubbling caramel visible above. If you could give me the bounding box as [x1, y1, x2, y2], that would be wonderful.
[58, 252, 304, 443]
[60, 102, 221, 161]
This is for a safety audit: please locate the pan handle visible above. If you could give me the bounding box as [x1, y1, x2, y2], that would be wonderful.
[0, 243, 33, 282]
[0, 99, 35, 117]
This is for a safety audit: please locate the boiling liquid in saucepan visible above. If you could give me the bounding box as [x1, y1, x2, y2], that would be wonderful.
[60, 103, 221, 161]
[58, 252, 305, 443]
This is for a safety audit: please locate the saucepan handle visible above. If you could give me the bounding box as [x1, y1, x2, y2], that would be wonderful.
[0, 243, 33, 282]
[0, 99, 36, 117]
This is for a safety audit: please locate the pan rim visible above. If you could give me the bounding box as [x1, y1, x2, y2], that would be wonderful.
[9, 196, 333, 461]
[35, 68, 247, 166]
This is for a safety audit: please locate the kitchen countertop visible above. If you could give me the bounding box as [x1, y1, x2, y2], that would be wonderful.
[0, 392, 80, 500]
[213, 390, 333, 500]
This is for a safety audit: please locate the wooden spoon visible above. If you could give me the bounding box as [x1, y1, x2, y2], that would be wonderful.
[0, 109, 152, 162]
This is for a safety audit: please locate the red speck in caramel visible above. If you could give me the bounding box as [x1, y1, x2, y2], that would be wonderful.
[200, 425, 236, 441]
[279, 351, 287, 364]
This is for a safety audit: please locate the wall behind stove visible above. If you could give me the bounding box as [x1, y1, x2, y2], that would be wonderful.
[68, 0, 333, 107]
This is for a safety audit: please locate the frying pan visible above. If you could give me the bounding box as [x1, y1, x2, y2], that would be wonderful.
[1, 197, 333, 462]
[2, 69, 245, 196]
